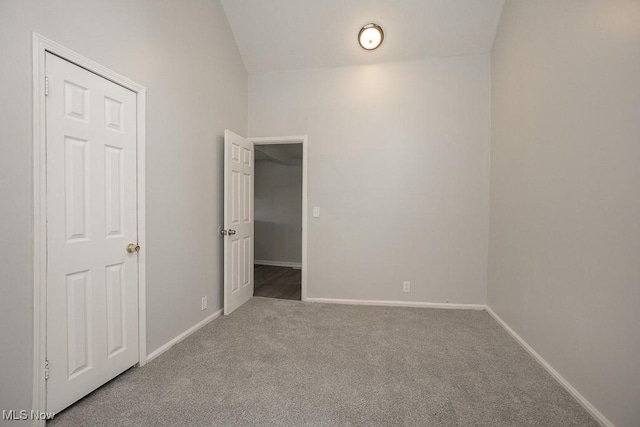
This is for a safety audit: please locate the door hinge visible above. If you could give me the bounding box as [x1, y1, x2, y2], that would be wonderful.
[45, 76, 49, 96]
[44, 359, 50, 380]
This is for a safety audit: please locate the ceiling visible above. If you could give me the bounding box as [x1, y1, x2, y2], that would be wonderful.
[255, 144, 303, 166]
[221, 0, 505, 72]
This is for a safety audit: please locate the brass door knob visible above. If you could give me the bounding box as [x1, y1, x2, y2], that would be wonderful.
[127, 243, 141, 253]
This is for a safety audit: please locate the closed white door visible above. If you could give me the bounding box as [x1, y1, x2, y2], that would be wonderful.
[45, 53, 139, 413]
[223, 130, 254, 315]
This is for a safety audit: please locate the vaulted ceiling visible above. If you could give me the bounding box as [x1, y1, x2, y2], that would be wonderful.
[221, 0, 505, 72]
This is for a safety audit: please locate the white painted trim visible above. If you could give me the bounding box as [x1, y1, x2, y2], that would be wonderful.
[250, 136, 309, 301]
[254, 260, 302, 269]
[31, 33, 147, 426]
[32, 33, 47, 427]
[306, 297, 486, 310]
[486, 307, 613, 427]
[145, 309, 224, 364]
[136, 80, 147, 368]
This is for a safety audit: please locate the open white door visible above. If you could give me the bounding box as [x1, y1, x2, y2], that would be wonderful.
[223, 130, 255, 315]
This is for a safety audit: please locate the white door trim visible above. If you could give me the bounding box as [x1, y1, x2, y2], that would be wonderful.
[249, 136, 309, 301]
[31, 33, 147, 425]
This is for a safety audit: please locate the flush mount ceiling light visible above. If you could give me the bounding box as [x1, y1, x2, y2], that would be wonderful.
[358, 23, 384, 50]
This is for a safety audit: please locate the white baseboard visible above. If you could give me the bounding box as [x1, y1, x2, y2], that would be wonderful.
[305, 297, 486, 310]
[485, 307, 613, 427]
[255, 259, 302, 269]
[146, 308, 223, 363]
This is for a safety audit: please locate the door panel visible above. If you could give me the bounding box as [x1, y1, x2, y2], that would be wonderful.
[105, 262, 126, 357]
[46, 53, 139, 413]
[65, 270, 92, 379]
[224, 130, 254, 315]
[105, 145, 124, 237]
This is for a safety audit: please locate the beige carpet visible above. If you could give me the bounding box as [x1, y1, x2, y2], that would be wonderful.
[49, 297, 597, 426]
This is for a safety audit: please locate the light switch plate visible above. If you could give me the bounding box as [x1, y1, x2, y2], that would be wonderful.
[312, 207, 320, 218]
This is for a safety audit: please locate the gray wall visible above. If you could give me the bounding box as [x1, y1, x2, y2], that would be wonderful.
[249, 55, 491, 304]
[0, 0, 247, 419]
[255, 156, 303, 265]
[489, 1, 640, 426]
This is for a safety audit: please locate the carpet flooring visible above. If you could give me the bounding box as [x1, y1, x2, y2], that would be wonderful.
[49, 298, 597, 426]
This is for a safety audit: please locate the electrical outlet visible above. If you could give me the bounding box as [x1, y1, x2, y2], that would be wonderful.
[201, 296, 207, 311]
[403, 281, 411, 293]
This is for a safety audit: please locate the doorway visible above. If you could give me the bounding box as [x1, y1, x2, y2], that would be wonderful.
[32, 34, 147, 419]
[251, 137, 308, 302]
[253, 143, 302, 300]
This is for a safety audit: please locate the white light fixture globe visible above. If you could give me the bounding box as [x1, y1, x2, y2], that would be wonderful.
[358, 23, 384, 50]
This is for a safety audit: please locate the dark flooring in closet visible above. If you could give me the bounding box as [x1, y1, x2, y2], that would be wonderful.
[254, 264, 301, 301]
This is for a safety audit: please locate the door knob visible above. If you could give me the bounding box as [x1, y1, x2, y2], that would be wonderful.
[228, 230, 237, 235]
[127, 243, 141, 253]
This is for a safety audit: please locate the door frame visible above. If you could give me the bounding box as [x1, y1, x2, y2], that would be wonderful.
[31, 33, 147, 423]
[249, 136, 309, 301]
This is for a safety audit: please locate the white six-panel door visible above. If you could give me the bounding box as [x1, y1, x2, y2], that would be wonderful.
[45, 52, 139, 413]
[224, 130, 255, 315]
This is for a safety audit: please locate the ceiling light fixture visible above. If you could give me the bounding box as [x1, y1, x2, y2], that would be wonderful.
[358, 23, 384, 50]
